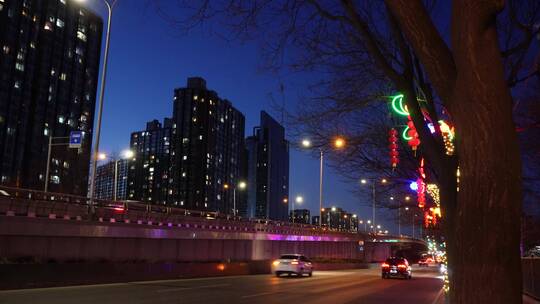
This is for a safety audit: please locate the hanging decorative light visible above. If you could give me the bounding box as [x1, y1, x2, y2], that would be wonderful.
[388, 128, 399, 168]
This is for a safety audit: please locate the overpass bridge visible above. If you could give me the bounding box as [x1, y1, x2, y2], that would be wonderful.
[0, 187, 426, 263]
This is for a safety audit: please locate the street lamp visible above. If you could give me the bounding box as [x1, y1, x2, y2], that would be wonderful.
[82, 0, 118, 214]
[300, 137, 346, 228]
[223, 181, 247, 217]
[360, 178, 388, 234]
[292, 195, 303, 223]
[94, 149, 133, 201]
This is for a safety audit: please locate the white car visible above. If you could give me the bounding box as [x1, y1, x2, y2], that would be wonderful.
[272, 254, 313, 277]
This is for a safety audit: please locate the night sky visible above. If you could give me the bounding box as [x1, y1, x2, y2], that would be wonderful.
[84, 0, 448, 235]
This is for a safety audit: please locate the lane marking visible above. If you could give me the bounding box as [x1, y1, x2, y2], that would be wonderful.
[241, 291, 277, 298]
[156, 283, 230, 293]
[431, 288, 445, 304]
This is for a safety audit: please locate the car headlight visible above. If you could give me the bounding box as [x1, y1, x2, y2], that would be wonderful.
[272, 261, 280, 266]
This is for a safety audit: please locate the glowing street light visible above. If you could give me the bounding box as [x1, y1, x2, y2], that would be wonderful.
[98, 153, 107, 160]
[291, 195, 303, 224]
[405, 196, 411, 201]
[122, 149, 134, 159]
[223, 181, 247, 217]
[301, 136, 346, 228]
[301, 139, 312, 148]
[333, 137, 346, 149]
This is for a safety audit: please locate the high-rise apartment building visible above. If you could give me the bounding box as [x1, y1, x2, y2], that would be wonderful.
[127, 119, 173, 204]
[0, 0, 102, 195]
[94, 158, 128, 201]
[246, 111, 289, 221]
[171, 77, 246, 214]
[127, 78, 246, 215]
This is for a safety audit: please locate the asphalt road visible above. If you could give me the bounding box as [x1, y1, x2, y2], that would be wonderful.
[0, 265, 444, 304]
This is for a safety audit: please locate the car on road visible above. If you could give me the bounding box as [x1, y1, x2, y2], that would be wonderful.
[418, 254, 434, 267]
[272, 254, 313, 277]
[381, 257, 412, 279]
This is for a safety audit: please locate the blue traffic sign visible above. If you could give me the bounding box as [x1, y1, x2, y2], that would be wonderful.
[69, 131, 83, 148]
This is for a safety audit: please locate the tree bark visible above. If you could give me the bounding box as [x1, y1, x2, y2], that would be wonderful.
[449, 1, 523, 302]
[387, 1, 523, 302]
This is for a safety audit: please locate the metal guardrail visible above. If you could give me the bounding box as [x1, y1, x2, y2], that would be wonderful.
[0, 186, 369, 237]
[523, 257, 540, 300]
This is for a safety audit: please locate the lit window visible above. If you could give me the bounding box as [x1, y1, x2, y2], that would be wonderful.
[60, 0, 66, 4]
[183, 155, 187, 160]
[199, 135, 203, 140]
[193, 95, 198, 100]
[30, 42, 35, 49]
[58, 116, 65, 123]
[77, 31, 87, 41]
[0, 4, 3, 11]
[56, 18, 64, 28]
[14, 81, 21, 89]
[2, 45, 8, 54]
[51, 175, 60, 184]
[44, 22, 53, 31]
[60, 73, 66, 81]
[43, 128, 49, 136]
[182, 172, 186, 177]
[15, 63, 24, 71]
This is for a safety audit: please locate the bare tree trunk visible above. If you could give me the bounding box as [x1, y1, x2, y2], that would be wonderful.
[449, 1, 523, 302]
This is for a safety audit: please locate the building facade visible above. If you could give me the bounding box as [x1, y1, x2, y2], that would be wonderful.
[94, 158, 128, 201]
[127, 119, 172, 204]
[290, 208, 310, 224]
[0, 0, 102, 195]
[246, 111, 289, 221]
[127, 78, 246, 215]
[170, 77, 246, 214]
[319, 207, 359, 231]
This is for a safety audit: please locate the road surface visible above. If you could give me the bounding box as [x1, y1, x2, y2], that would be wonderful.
[0, 265, 444, 304]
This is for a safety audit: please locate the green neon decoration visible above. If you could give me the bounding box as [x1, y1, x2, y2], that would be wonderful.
[402, 126, 412, 140]
[391, 94, 409, 116]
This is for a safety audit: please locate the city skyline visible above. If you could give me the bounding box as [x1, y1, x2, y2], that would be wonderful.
[81, 0, 389, 230]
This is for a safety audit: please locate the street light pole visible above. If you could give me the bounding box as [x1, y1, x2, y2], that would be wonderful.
[44, 135, 71, 192]
[87, 0, 117, 214]
[113, 159, 118, 201]
[44, 135, 53, 193]
[398, 200, 401, 236]
[233, 187, 236, 217]
[372, 182, 375, 234]
[319, 149, 323, 227]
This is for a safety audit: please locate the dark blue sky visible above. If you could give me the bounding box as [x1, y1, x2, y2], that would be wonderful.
[86, 0, 414, 235]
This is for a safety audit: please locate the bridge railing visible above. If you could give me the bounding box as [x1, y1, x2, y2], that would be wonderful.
[0, 186, 369, 238]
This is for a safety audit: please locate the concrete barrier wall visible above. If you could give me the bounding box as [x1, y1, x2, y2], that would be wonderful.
[523, 257, 540, 300]
[0, 217, 365, 262]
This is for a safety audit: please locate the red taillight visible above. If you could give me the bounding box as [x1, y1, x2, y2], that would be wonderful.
[382, 263, 390, 268]
[398, 264, 407, 268]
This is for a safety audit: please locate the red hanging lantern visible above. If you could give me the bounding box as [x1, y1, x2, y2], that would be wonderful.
[417, 178, 426, 208]
[406, 117, 421, 151]
[388, 128, 399, 168]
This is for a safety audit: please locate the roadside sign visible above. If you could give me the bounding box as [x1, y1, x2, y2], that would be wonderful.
[69, 131, 83, 148]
